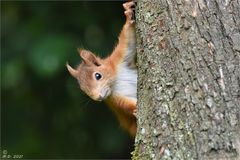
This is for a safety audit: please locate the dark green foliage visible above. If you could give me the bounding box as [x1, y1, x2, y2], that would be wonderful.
[1, 1, 133, 159]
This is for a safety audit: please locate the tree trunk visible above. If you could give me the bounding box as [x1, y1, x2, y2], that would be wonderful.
[133, 0, 240, 159]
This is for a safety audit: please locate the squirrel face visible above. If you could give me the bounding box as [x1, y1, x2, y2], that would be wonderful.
[67, 49, 115, 101]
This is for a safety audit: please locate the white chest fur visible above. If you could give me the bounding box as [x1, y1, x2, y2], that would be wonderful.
[112, 62, 137, 101]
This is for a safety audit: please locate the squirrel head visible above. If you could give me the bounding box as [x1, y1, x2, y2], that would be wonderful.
[66, 49, 115, 101]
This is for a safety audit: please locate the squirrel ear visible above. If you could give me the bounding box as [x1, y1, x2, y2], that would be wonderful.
[78, 48, 101, 66]
[66, 62, 78, 78]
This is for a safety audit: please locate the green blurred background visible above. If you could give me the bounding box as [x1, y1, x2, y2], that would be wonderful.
[1, 1, 134, 159]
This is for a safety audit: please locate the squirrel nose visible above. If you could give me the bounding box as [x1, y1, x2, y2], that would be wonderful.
[98, 95, 104, 101]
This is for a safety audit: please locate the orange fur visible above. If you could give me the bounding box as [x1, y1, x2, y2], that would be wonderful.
[105, 95, 136, 137]
[67, 1, 137, 137]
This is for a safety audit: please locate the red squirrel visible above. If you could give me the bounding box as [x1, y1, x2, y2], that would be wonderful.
[66, 1, 137, 137]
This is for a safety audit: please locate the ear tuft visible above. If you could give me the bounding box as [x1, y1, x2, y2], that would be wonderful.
[78, 49, 101, 66]
[66, 62, 78, 78]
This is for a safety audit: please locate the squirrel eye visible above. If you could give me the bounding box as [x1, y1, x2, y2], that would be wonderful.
[95, 73, 102, 80]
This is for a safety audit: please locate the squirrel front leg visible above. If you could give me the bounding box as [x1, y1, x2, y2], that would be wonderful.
[106, 95, 137, 137]
[108, 1, 136, 65]
[104, 1, 137, 137]
[109, 95, 136, 115]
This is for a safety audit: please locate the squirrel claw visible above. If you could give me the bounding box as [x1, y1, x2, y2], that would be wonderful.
[133, 109, 137, 117]
[130, 20, 135, 24]
[123, 1, 135, 24]
[123, 1, 135, 10]
[124, 10, 135, 24]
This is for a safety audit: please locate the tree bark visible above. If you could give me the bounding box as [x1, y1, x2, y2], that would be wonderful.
[133, 0, 240, 159]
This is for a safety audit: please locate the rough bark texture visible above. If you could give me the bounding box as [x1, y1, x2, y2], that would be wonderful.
[133, 0, 240, 159]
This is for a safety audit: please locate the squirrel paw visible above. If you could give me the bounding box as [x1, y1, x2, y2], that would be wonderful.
[123, 1, 135, 24]
[133, 109, 137, 117]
